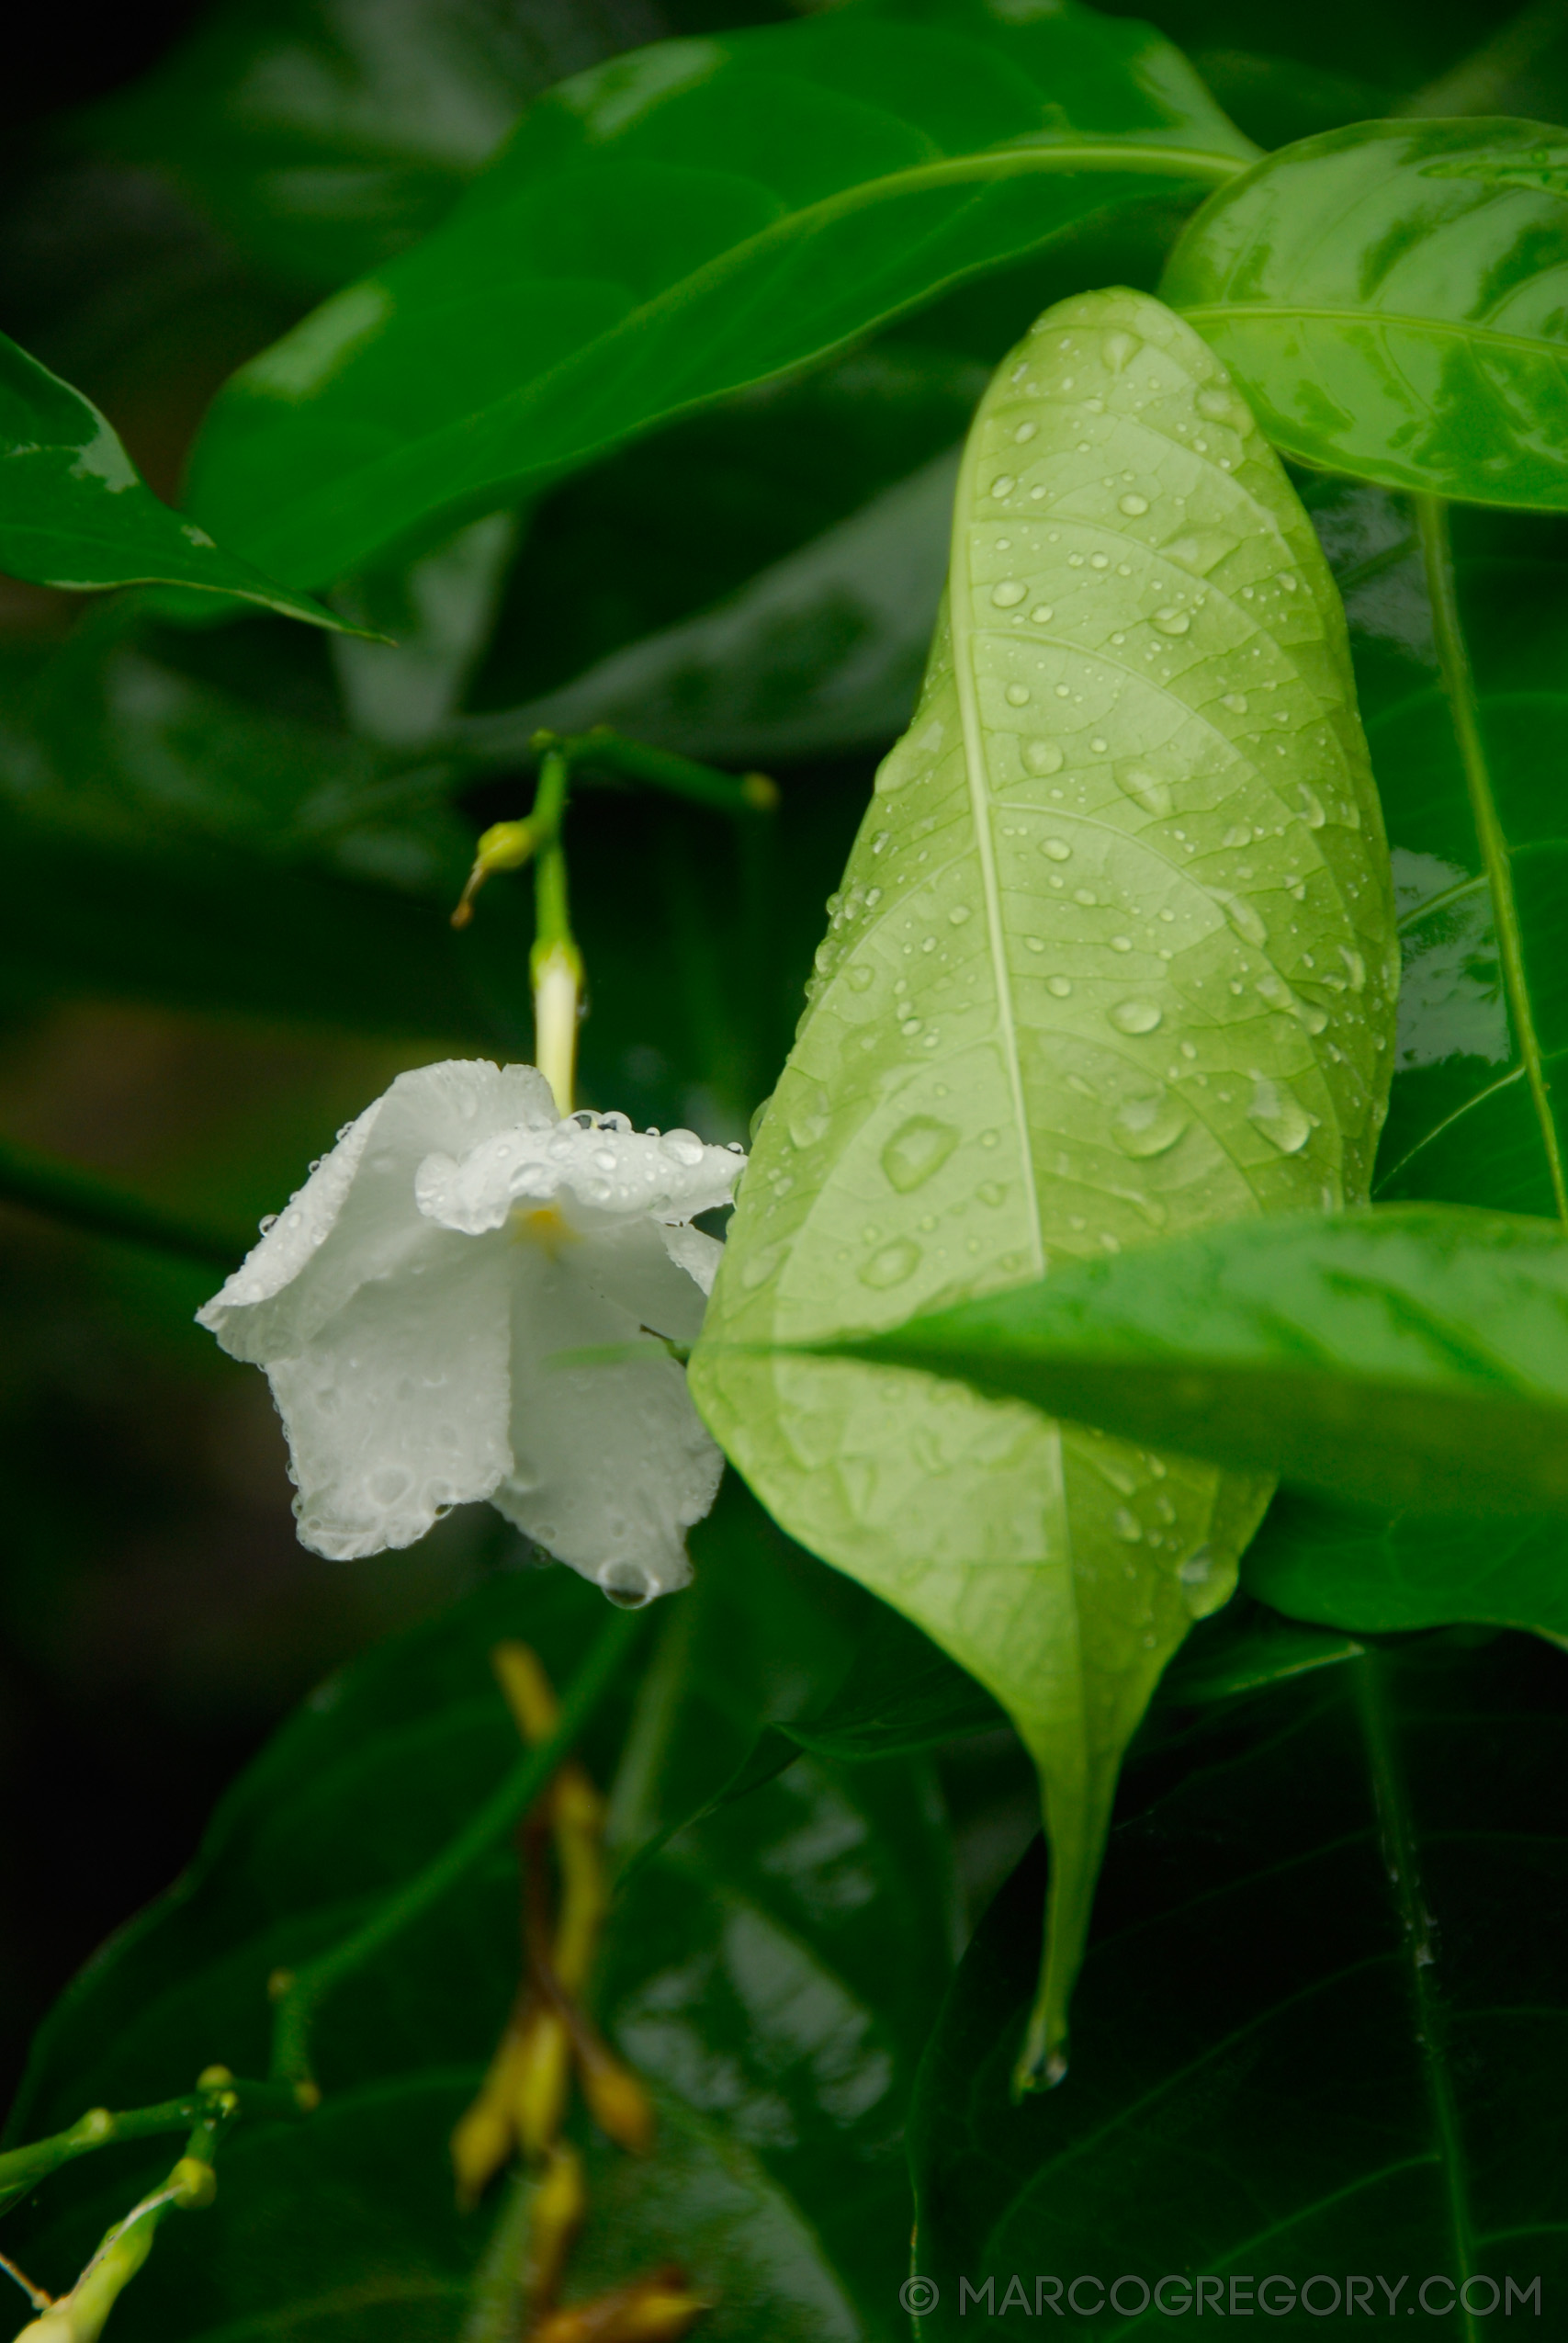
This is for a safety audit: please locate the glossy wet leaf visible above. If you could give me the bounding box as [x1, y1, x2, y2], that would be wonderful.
[1228, 487, 1568, 1643]
[909, 1631, 1568, 2334]
[3, 1485, 953, 2340]
[0, 332, 346, 628]
[694, 287, 1394, 2088]
[182, 1, 1253, 588]
[1162, 119, 1568, 511]
[830, 1201, 1568, 1516]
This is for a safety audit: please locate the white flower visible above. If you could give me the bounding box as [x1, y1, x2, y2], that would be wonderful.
[197, 1059, 745, 1604]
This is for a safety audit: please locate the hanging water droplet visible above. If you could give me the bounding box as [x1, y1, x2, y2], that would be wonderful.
[1006, 683, 1031, 706]
[1247, 1076, 1313, 1154]
[1111, 1088, 1190, 1159]
[881, 1116, 960, 1194]
[1118, 764, 1172, 818]
[860, 1237, 922, 1289]
[1153, 608, 1190, 636]
[1046, 975, 1073, 998]
[1111, 1000, 1162, 1035]
[1043, 837, 1072, 862]
[991, 580, 1027, 607]
[1024, 740, 1064, 775]
[1118, 492, 1149, 515]
[1101, 330, 1141, 371]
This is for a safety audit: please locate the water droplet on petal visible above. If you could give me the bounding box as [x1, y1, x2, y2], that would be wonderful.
[1024, 740, 1064, 775]
[1112, 1088, 1190, 1159]
[992, 581, 1027, 608]
[860, 1237, 922, 1289]
[1247, 1077, 1313, 1154]
[881, 1116, 960, 1194]
[1118, 492, 1149, 515]
[1111, 1000, 1162, 1035]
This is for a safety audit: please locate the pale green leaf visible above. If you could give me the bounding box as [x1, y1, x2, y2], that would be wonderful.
[691, 288, 1395, 2091]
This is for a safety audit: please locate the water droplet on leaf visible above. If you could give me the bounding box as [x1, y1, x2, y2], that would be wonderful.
[881, 1116, 960, 1194]
[1111, 1000, 1162, 1035]
[860, 1237, 922, 1289]
[1111, 1088, 1189, 1158]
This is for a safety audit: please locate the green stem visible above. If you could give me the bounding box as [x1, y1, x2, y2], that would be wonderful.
[1416, 494, 1568, 1222]
[0, 2077, 299, 2218]
[547, 729, 778, 825]
[0, 1138, 245, 1270]
[269, 1605, 647, 2096]
[1353, 1652, 1478, 2338]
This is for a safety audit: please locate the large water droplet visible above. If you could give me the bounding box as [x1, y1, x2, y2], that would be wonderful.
[1024, 740, 1064, 776]
[1111, 1088, 1189, 1158]
[1119, 764, 1172, 818]
[860, 1237, 922, 1289]
[992, 581, 1027, 608]
[1153, 607, 1190, 636]
[1111, 1000, 1162, 1035]
[1212, 889, 1269, 950]
[1118, 492, 1149, 516]
[787, 1088, 830, 1149]
[1247, 1076, 1313, 1154]
[881, 1116, 960, 1194]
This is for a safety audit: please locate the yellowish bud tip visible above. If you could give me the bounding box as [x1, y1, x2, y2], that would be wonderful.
[450, 2095, 515, 2212]
[451, 818, 538, 929]
[515, 2007, 573, 2158]
[170, 2156, 217, 2211]
[267, 1969, 294, 2002]
[581, 2057, 656, 2156]
[195, 2066, 233, 2093]
[293, 2079, 322, 2113]
[741, 771, 778, 810]
[530, 2268, 709, 2343]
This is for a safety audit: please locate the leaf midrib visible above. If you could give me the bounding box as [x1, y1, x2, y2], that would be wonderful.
[1179, 302, 1566, 360]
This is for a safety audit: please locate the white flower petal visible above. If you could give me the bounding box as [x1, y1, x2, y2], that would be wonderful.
[201, 1059, 553, 1364]
[491, 1248, 720, 1602]
[273, 1225, 513, 1560]
[416, 1115, 741, 1237]
[659, 1221, 725, 1296]
[563, 1215, 712, 1345]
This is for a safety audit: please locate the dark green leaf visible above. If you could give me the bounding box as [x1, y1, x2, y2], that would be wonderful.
[1246, 1490, 1568, 1637]
[4, 1483, 953, 2338]
[1162, 119, 1568, 511]
[824, 1202, 1568, 1516]
[183, 1, 1253, 588]
[0, 332, 347, 628]
[910, 1631, 1568, 2326]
